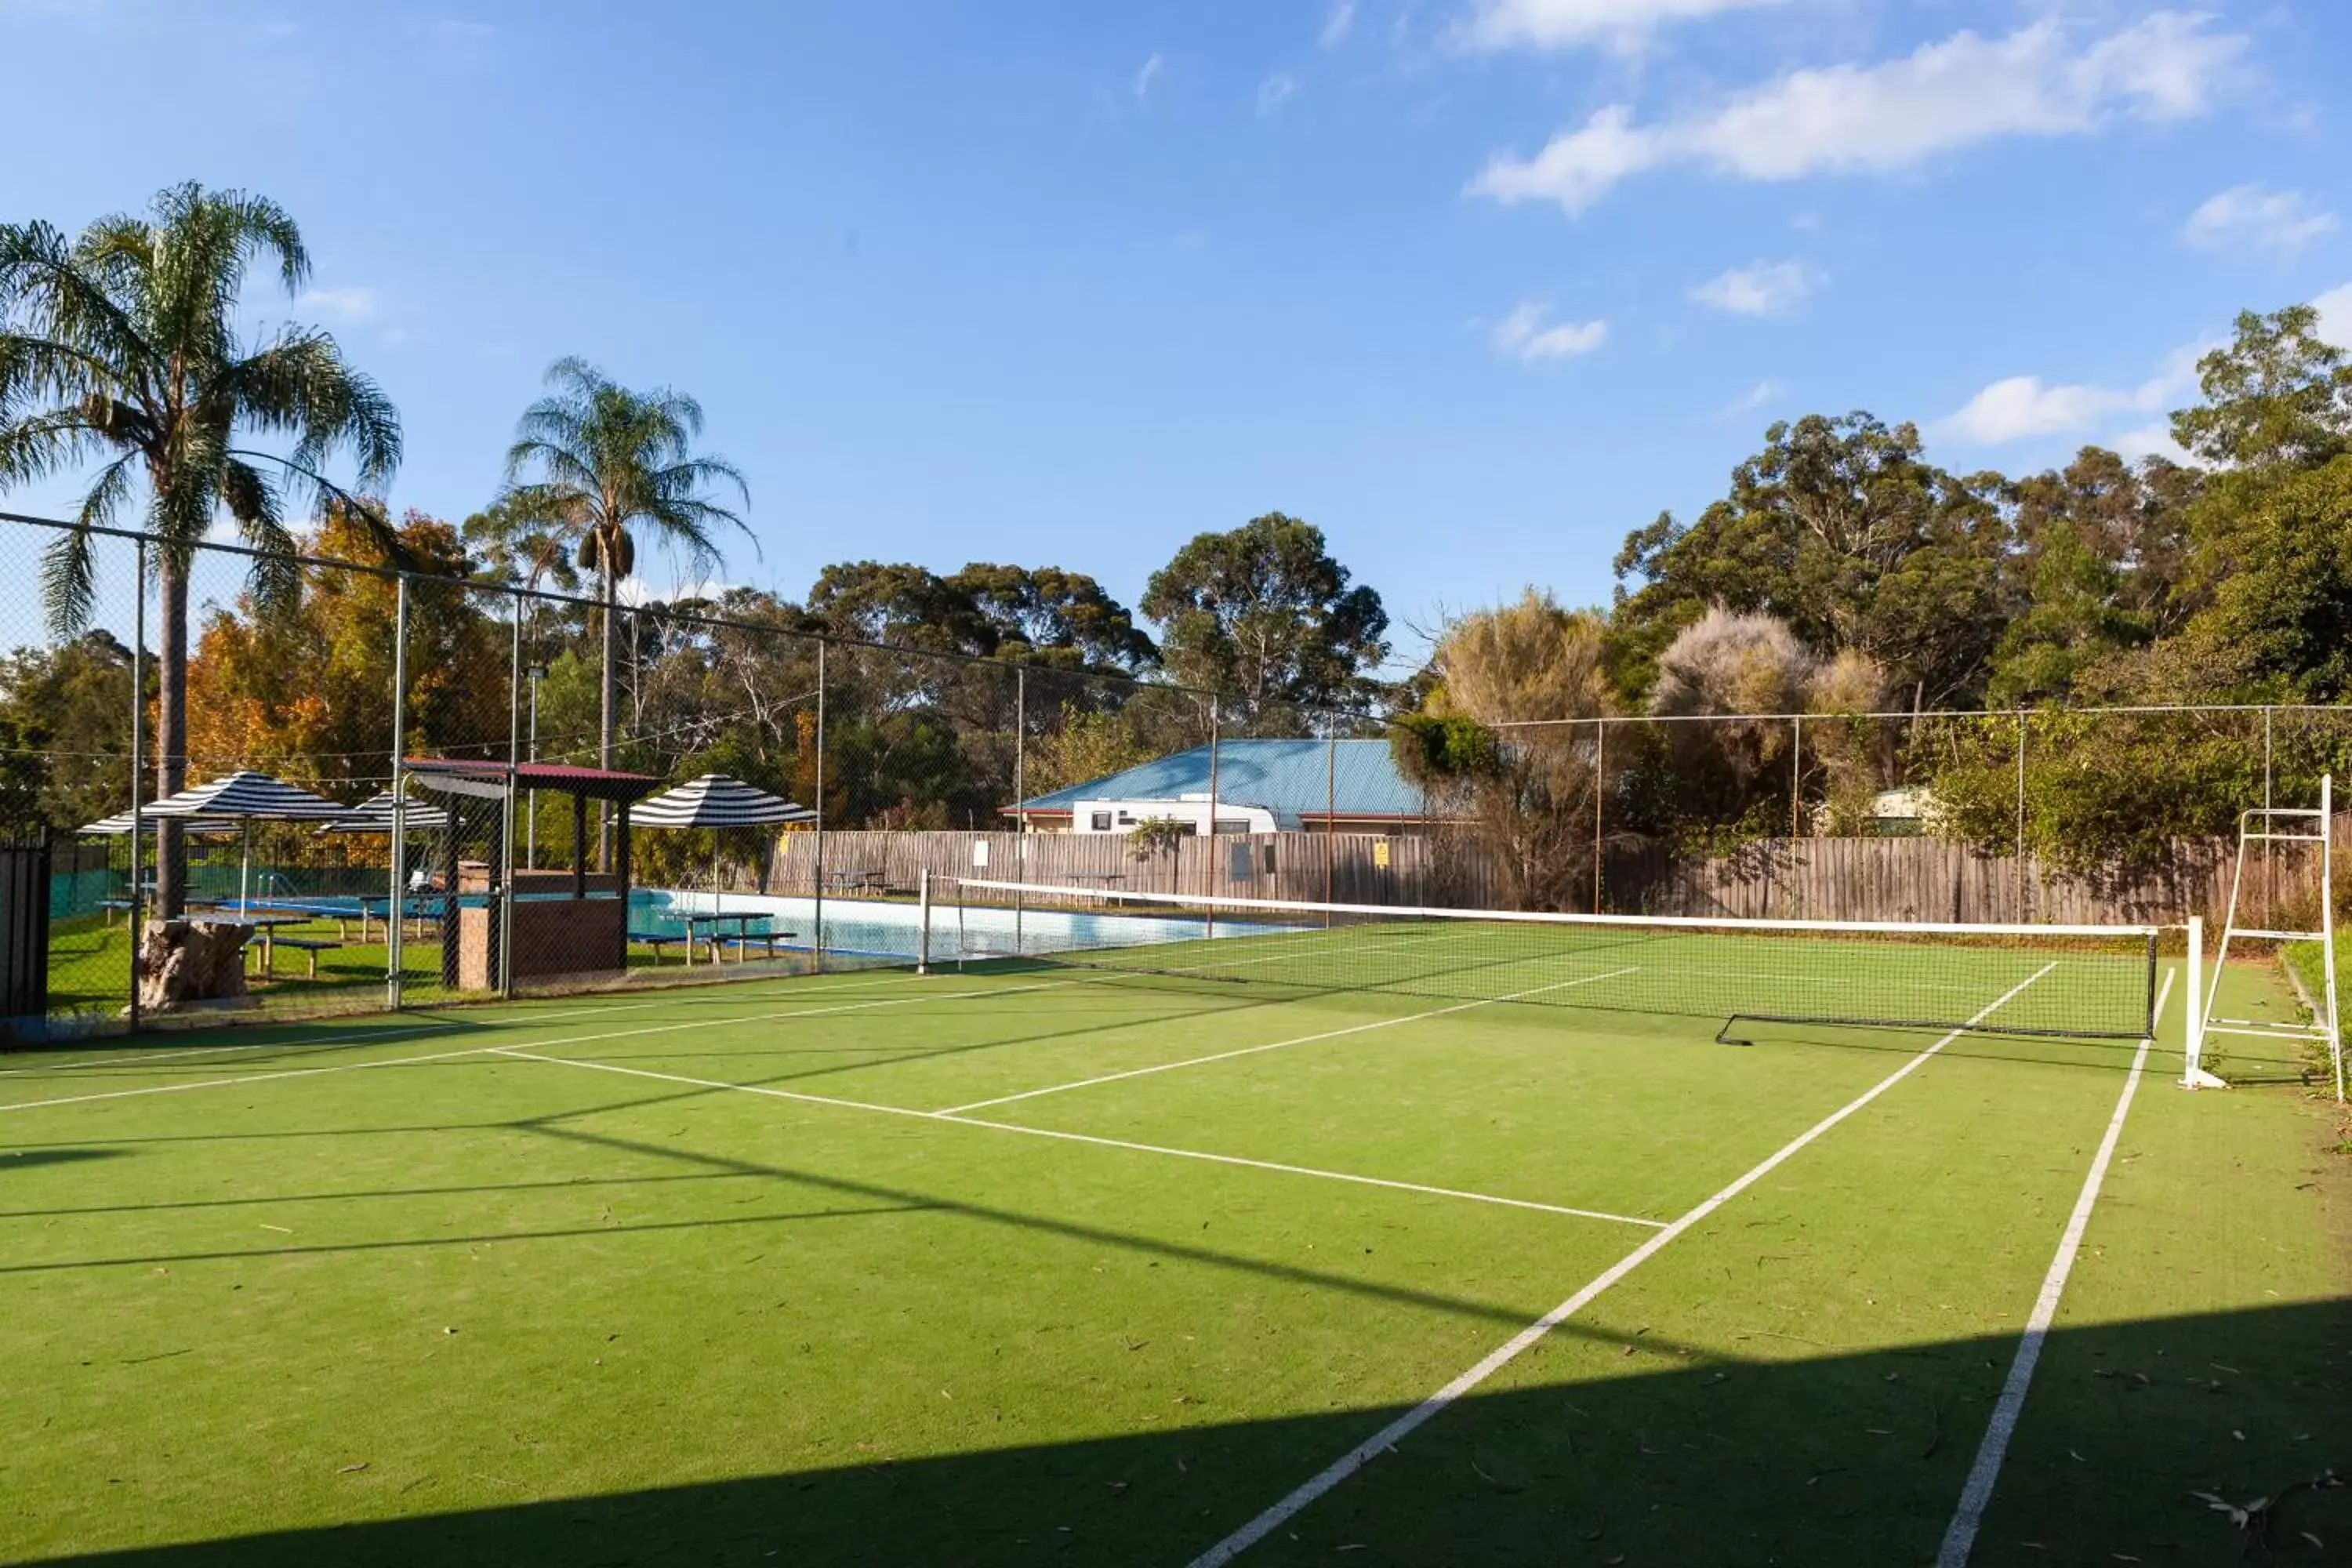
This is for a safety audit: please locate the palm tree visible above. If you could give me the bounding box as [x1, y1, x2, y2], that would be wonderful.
[502, 358, 750, 785]
[0, 183, 401, 916]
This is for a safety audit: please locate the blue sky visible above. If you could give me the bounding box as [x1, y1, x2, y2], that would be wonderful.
[4, 0, 2349, 667]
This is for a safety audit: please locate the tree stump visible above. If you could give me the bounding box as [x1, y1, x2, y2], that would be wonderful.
[134, 920, 252, 1014]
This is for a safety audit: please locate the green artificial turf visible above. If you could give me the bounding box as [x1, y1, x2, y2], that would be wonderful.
[0, 946, 2343, 1566]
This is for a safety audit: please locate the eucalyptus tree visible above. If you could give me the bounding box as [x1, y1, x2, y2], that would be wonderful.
[0, 183, 401, 913]
[501, 358, 750, 779]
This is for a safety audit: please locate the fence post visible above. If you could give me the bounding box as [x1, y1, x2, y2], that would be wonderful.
[1791, 714, 1802, 840]
[1014, 664, 1025, 956]
[387, 574, 408, 1011]
[501, 592, 521, 999]
[128, 539, 146, 1029]
[2263, 704, 2275, 927]
[1324, 718, 1337, 916]
[809, 639, 826, 975]
[1593, 718, 1605, 914]
[2014, 706, 2027, 923]
[1205, 697, 1219, 940]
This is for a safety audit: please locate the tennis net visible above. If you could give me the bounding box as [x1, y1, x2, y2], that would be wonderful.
[934, 878, 2161, 1042]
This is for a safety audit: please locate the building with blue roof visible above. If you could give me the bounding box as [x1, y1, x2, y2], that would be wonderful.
[1010, 739, 1432, 835]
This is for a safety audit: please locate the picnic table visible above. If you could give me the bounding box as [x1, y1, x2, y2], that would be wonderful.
[679, 911, 797, 964]
[821, 868, 884, 893]
[188, 910, 310, 976]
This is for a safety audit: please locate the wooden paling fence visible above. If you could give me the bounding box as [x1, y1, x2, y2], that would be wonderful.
[753, 830, 1451, 909]
[723, 816, 2352, 930]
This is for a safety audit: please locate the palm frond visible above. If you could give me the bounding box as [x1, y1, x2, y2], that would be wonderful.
[220, 457, 301, 615]
[40, 526, 97, 634]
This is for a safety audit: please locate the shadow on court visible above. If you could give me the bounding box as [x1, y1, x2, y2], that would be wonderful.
[29, 1300, 2347, 1568]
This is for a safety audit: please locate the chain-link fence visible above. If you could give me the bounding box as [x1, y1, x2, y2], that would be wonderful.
[5, 507, 2351, 1044]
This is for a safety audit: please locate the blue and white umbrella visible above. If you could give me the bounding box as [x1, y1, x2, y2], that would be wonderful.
[633, 775, 813, 915]
[140, 771, 351, 912]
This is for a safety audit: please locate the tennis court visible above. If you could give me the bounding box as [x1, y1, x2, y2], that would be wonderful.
[2, 901, 2345, 1566]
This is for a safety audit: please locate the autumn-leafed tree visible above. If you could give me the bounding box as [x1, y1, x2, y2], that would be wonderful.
[183, 510, 504, 795]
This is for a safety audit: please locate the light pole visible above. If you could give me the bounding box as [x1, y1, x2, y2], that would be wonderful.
[526, 666, 546, 869]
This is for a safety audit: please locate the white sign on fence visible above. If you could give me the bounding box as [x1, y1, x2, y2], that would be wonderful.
[971, 840, 989, 868]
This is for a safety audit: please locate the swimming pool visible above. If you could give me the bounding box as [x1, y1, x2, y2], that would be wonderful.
[635, 889, 1283, 964]
[208, 888, 1279, 966]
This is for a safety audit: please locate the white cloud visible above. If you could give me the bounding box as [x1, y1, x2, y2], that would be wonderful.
[1132, 52, 1164, 101]
[1320, 0, 1357, 48]
[2185, 184, 2339, 253]
[1935, 337, 2211, 446]
[1469, 12, 2245, 216]
[1491, 301, 1608, 362]
[1691, 260, 1815, 315]
[2315, 281, 2352, 349]
[1723, 378, 1785, 415]
[1462, 0, 1784, 53]
[1258, 72, 1298, 115]
[296, 286, 378, 321]
[1938, 376, 2135, 444]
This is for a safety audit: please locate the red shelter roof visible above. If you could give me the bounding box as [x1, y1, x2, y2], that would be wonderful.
[402, 758, 662, 803]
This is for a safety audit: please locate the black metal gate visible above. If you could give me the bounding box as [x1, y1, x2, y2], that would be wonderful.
[0, 826, 53, 1045]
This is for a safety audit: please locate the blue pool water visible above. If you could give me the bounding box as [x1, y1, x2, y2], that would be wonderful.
[209, 888, 1277, 965]
[634, 889, 1281, 963]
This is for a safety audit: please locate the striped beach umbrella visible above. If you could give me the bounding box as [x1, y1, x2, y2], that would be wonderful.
[632, 775, 813, 914]
[632, 775, 815, 829]
[140, 771, 352, 912]
[78, 808, 241, 837]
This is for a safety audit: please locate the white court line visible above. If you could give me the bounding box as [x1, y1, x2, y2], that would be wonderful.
[1934, 967, 2173, 1568]
[0, 978, 1073, 1116]
[941, 1113, 1665, 1228]
[493, 1048, 1659, 1226]
[1183, 962, 2060, 1568]
[931, 967, 1642, 1116]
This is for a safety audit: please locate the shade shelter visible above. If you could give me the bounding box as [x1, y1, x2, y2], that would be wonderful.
[401, 759, 662, 992]
[632, 775, 814, 957]
[134, 771, 352, 913]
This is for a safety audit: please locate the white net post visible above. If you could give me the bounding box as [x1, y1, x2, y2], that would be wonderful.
[916, 868, 931, 976]
[2181, 916, 2206, 1087]
[2325, 774, 2343, 1102]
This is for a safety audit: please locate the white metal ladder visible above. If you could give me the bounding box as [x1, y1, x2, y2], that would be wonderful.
[2189, 773, 2343, 1099]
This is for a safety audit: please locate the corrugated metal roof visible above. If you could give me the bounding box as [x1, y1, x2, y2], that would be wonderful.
[1018, 739, 1424, 826]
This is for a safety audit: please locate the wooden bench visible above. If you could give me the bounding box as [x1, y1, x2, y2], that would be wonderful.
[268, 936, 340, 979]
[631, 933, 692, 964]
